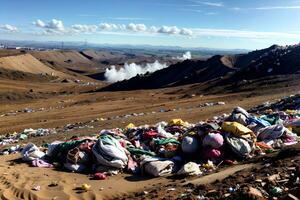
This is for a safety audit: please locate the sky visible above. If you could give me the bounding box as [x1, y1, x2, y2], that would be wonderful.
[0, 0, 300, 49]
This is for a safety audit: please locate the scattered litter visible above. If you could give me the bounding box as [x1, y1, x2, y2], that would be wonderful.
[81, 184, 91, 191]
[32, 185, 41, 191]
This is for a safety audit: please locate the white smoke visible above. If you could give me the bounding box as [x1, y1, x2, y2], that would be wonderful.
[174, 51, 192, 60]
[105, 61, 168, 83]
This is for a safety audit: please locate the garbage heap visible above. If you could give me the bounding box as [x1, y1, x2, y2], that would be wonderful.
[19, 106, 299, 179]
[0, 128, 56, 148]
[249, 93, 300, 113]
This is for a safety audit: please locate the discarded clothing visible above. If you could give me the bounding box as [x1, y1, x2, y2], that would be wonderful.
[92, 135, 128, 169]
[21, 143, 45, 162]
[141, 157, 174, 177]
[181, 136, 200, 154]
[202, 133, 224, 148]
[225, 135, 252, 158]
[32, 159, 53, 168]
[203, 148, 222, 160]
[257, 125, 289, 141]
[222, 122, 254, 137]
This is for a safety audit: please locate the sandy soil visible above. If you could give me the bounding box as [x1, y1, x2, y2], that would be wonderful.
[0, 71, 299, 199]
[0, 54, 64, 76]
[0, 153, 170, 200]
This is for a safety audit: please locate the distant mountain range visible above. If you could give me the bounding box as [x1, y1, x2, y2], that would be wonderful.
[0, 39, 248, 55]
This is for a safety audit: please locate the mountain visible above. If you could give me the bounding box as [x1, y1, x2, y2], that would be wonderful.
[101, 44, 300, 91]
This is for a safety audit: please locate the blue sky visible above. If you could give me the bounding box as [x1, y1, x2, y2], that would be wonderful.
[0, 0, 300, 49]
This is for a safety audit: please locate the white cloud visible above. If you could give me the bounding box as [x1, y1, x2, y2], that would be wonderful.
[191, 1, 224, 7]
[33, 19, 65, 33]
[34, 19, 45, 28]
[149, 26, 158, 33]
[127, 23, 147, 32]
[23, 20, 300, 40]
[46, 19, 64, 31]
[99, 23, 119, 30]
[97, 23, 194, 37]
[158, 26, 180, 34]
[180, 28, 193, 36]
[0, 24, 18, 32]
[71, 24, 98, 33]
[201, 1, 224, 7]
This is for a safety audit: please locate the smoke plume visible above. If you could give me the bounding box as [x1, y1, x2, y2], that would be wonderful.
[175, 51, 192, 60]
[105, 61, 168, 83]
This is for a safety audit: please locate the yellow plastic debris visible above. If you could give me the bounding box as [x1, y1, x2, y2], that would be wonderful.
[285, 109, 299, 115]
[81, 183, 91, 191]
[222, 122, 253, 137]
[125, 123, 136, 129]
[169, 119, 188, 126]
[203, 160, 215, 170]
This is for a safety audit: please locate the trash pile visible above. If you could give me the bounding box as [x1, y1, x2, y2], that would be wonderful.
[16, 105, 300, 181]
[0, 105, 66, 118]
[122, 146, 300, 200]
[94, 101, 225, 121]
[0, 128, 56, 154]
[249, 94, 300, 113]
[0, 122, 97, 154]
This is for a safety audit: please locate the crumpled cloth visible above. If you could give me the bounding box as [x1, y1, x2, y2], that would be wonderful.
[257, 124, 288, 141]
[32, 159, 53, 168]
[222, 122, 254, 137]
[203, 132, 224, 148]
[21, 143, 45, 162]
[141, 157, 174, 177]
[92, 135, 128, 169]
[225, 134, 252, 158]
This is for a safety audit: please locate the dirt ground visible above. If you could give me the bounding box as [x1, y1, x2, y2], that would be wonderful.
[118, 144, 300, 200]
[0, 78, 299, 200]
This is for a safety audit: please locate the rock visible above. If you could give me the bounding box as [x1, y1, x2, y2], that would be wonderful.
[196, 195, 205, 200]
[287, 193, 299, 200]
[166, 188, 176, 191]
[224, 193, 231, 197]
[143, 191, 149, 195]
[248, 187, 265, 199]
[207, 189, 218, 197]
[287, 167, 296, 171]
[268, 174, 280, 184]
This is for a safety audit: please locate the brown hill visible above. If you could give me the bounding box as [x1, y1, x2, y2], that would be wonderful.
[100, 55, 235, 91]
[101, 44, 300, 92]
[30, 50, 103, 73]
[0, 54, 64, 76]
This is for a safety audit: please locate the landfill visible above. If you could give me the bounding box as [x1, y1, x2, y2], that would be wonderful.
[0, 94, 300, 199]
